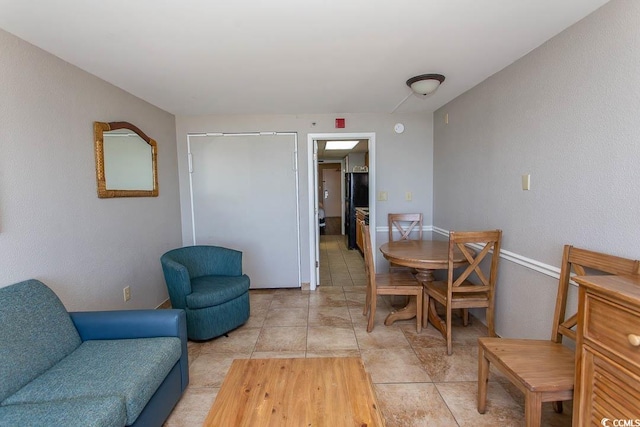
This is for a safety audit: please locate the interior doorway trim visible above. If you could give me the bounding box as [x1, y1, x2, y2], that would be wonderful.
[307, 132, 376, 290]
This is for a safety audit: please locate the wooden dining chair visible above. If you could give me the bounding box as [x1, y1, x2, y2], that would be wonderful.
[361, 221, 423, 333]
[388, 213, 423, 242]
[477, 245, 640, 427]
[388, 213, 423, 273]
[422, 229, 502, 355]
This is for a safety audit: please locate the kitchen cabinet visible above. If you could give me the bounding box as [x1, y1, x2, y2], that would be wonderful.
[356, 208, 368, 253]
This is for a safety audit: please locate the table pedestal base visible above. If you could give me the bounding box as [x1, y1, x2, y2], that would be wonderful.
[383, 268, 447, 337]
[384, 296, 418, 325]
[426, 298, 446, 336]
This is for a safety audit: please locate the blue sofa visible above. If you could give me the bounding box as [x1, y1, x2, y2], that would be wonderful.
[161, 245, 250, 341]
[0, 279, 189, 427]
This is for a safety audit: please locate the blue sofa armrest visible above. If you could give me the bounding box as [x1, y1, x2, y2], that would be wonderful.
[70, 309, 185, 340]
[69, 309, 189, 391]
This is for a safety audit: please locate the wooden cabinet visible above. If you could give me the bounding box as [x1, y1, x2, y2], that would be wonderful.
[356, 209, 367, 252]
[573, 274, 640, 426]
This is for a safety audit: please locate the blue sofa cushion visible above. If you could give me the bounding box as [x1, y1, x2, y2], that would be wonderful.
[4, 337, 181, 425]
[0, 280, 81, 402]
[186, 275, 250, 309]
[0, 396, 126, 427]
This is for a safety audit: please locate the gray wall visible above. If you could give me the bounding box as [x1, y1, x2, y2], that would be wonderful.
[176, 113, 434, 282]
[0, 29, 182, 310]
[433, 0, 640, 338]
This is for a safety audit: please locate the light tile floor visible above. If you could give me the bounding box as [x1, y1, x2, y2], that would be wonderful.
[164, 235, 573, 426]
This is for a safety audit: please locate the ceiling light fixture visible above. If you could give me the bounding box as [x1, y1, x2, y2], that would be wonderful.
[406, 74, 446, 96]
[391, 73, 446, 114]
[325, 140, 359, 150]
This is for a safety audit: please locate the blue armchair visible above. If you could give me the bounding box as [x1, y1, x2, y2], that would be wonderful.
[161, 245, 251, 341]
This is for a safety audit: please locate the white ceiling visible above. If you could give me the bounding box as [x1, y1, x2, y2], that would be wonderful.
[0, 0, 609, 116]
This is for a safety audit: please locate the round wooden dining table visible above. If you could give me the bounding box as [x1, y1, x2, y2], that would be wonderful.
[378, 239, 469, 334]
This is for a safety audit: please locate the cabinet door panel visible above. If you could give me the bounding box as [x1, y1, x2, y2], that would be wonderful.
[580, 347, 640, 422]
[190, 134, 300, 289]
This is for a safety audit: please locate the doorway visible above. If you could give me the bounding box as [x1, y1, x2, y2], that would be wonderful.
[307, 132, 376, 290]
[319, 164, 341, 235]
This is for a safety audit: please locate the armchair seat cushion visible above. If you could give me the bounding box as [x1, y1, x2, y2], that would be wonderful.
[4, 337, 181, 425]
[187, 275, 250, 309]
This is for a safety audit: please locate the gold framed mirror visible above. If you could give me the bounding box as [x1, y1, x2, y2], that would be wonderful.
[94, 121, 158, 198]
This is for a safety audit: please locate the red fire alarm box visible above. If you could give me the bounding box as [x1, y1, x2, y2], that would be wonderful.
[335, 118, 345, 128]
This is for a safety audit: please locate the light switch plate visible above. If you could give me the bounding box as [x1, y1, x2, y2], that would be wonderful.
[378, 191, 388, 201]
[522, 174, 530, 191]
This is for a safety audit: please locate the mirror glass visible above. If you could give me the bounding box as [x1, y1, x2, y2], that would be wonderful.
[103, 130, 154, 190]
[94, 122, 158, 198]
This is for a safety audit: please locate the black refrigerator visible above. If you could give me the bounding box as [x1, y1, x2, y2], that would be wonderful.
[344, 172, 369, 249]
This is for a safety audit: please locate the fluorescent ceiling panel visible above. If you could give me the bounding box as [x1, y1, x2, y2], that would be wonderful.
[325, 141, 359, 150]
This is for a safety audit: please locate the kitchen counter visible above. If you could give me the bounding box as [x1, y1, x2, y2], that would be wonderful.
[355, 208, 369, 224]
[355, 208, 369, 252]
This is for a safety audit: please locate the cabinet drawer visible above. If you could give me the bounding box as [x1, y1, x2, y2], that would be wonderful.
[584, 293, 640, 369]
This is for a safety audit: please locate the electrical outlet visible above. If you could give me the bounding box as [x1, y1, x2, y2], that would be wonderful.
[123, 286, 131, 302]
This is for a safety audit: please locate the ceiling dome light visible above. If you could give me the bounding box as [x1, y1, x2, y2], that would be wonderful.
[406, 74, 446, 96]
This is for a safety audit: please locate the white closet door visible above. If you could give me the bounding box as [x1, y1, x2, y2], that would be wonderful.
[189, 134, 300, 288]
